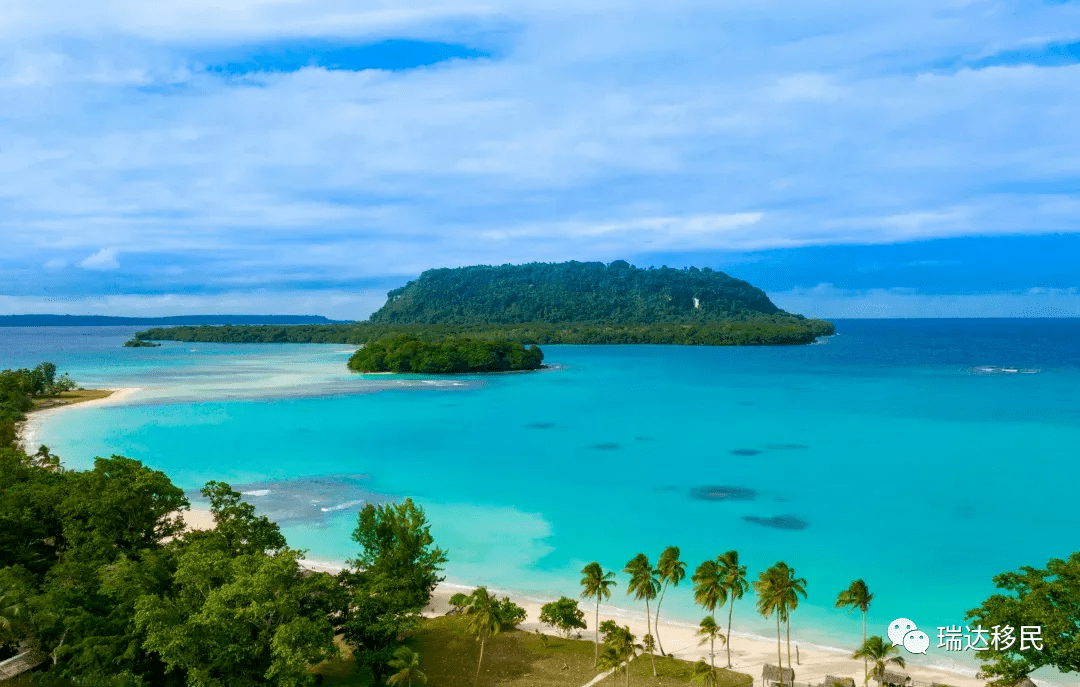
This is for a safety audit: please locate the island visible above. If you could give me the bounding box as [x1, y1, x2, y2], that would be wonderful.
[348, 335, 544, 373]
[131, 261, 835, 360]
[123, 338, 161, 347]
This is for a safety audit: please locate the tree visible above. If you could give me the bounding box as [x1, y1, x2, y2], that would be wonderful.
[386, 647, 426, 687]
[852, 636, 904, 685]
[692, 560, 728, 619]
[691, 658, 719, 687]
[580, 562, 617, 667]
[717, 550, 748, 669]
[539, 597, 587, 638]
[449, 592, 470, 614]
[601, 623, 641, 687]
[755, 565, 788, 687]
[696, 615, 726, 674]
[624, 554, 660, 677]
[965, 552, 1080, 683]
[836, 579, 874, 683]
[136, 545, 337, 687]
[770, 563, 806, 671]
[464, 587, 502, 687]
[654, 546, 686, 656]
[349, 498, 448, 609]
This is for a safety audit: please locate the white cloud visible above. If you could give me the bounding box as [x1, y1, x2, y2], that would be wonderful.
[0, 1, 1078, 312]
[0, 289, 389, 320]
[43, 258, 67, 270]
[771, 283, 1080, 318]
[79, 247, 121, 270]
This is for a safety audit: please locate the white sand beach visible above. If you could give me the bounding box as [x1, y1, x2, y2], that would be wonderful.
[17, 387, 142, 453]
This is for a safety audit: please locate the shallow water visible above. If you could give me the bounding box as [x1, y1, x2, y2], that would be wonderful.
[8, 320, 1079, 679]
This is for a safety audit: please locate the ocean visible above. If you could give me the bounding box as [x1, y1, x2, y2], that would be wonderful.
[4, 320, 1078, 681]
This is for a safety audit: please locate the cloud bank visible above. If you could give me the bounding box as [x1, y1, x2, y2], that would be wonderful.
[2, 1, 1079, 317]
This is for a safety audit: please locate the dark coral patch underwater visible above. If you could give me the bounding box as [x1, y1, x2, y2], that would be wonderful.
[730, 448, 762, 456]
[743, 515, 808, 530]
[590, 443, 620, 450]
[690, 485, 757, 501]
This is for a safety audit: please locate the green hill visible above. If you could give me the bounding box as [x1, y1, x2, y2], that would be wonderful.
[370, 261, 782, 325]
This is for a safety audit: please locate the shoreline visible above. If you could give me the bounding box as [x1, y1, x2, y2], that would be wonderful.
[17, 387, 142, 453]
[177, 507, 985, 687]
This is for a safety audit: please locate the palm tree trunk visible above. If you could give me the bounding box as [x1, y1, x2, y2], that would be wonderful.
[710, 635, 716, 673]
[786, 618, 791, 671]
[726, 596, 735, 668]
[645, 597, 657, 677]
[474, 634, 486, 687]
[776, 615, 783, 687]
[595, 597, 600, 668]
[862, 610, 868, 684]
[654, 581, 668, 656]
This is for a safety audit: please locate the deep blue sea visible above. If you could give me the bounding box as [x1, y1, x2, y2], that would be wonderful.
[3, 320, 1078, 679]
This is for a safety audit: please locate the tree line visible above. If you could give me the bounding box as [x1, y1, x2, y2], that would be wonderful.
[134, 316, 834, 348]
[0, 363, 77, 449]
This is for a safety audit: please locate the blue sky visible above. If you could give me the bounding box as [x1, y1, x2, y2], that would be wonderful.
[2, 1, 1079, 319]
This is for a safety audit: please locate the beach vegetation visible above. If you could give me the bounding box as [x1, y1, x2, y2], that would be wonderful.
[965, 552, 1080, 683]
[836, 579, 874, 683]
[696, 615, 726, 674]
[717, 550, 749, 669]
[754, 564, 789, 687]
[693, 557, 729, 672]
[386, 646, 426, 686]
[851, 636, 904, 685]
[463, 586, 502, 687]
[580, 561, 618, 667]
[692, 657, 720, 686]
[538, 596, 586, 638]
[654, 545, 687, 656]
[342, 498, 448, 683]
[623, 553, 661, 677]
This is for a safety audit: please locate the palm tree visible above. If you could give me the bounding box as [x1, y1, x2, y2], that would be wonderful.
[754, 565, 788, 687]
[624, 553, 660, 677]
[601, 625, 642, 687]
[654, 546, 686, 656]
[836, 579, 874, 684]
[692, 559, 728, 620]
[717, 550, 748, 668]
[696, 615, 726, 674]
[386, 647, 427, 686]
[770, 562, 807, 671]
[691, 658, 719, 687]
[465, 587, 502, 687]
[597, 645, 623, 684]
[581, 562, 618, 667]
[852, 636, 905, 685]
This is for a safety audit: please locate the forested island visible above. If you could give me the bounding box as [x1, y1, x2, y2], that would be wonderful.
[133, 261, 835, 352]
[347, 335, 544, 373]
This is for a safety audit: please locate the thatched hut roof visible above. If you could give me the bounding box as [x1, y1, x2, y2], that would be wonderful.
[1012, 679, 1037, 687]
[763, 664, 796, 682]
[876, 671, 911, 687]
[823, 676, 856, 687]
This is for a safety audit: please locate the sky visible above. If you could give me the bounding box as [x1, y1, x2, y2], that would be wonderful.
[2, 0, 1079, 319]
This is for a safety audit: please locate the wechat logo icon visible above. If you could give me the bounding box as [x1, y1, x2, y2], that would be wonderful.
[888, 618, 929, 654]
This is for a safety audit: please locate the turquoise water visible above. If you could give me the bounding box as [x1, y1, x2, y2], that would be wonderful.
[7, 321, 1079, 679]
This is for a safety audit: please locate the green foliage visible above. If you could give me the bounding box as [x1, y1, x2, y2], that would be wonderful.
[851, 636, 905, 685]
[495, 596, 527, 630]
[538, 597, 587, 638]
[136, 546, 337, 687]
[965, 552, 1080, 682]
[347, 335, 544, 373]
[342, 499, 448, 683]
[123, 339, 161, 347]
[0, 363, 78, 451]
[386, 646, 426, 686]
[370, 261, 784, 324]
